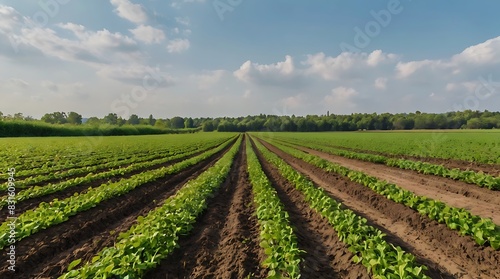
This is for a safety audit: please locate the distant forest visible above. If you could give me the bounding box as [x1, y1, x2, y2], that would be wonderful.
[0, 110, 499, 137]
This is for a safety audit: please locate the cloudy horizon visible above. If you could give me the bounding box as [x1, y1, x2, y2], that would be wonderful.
[0, 0, 499, 119]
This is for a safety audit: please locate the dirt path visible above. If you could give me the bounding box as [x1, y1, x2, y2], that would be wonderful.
[326, 144, 500, 177]
[0, 141, 233, 279]
[146, 137, 266, 279]
[292, 145, 500, 225]
[251, 138, 369, 279]
[258, 138, 500, 279]
[0, 139, 236, 223]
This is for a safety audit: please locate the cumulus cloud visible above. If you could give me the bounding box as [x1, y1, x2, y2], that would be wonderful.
[0, 5, 22, 33]
[167, 38, 190, 53]
[324, 87, 359, 112]
[17, 25, 141, 65]
[282, 94, 307, 109]
[194, 70, 225, 90]
[130, 25, 166, 44]
[452, 37, 500, 65]
[304, 50, 398, 81]
[233, 55, 307, 87]
[97, 64, 175, 87]
[110, 0, 148, 24]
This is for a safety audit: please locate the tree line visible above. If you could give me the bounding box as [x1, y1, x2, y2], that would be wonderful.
[1, 110, 499, 133]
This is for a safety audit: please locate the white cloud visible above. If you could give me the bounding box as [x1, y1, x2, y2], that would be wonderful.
[110, 0, 148, 24]
[395, 60, 436, 79]
[374, 77, 387, 90]
[0, 5, 22, 33]
[18, 26, 141, 66]
[97, 64, 175, 87]
[282, 94, 307, 109]
[324, 87, 359, 111]
[3, 78, 29, 88]
[452, 37, 500, 65]
[304, 50, 397, 81]
[167, 38, 190, 53]
[233, 55, 306, 87]
[175, 17, 190, 26]
[130, 25, 166, 44]
[243, 89, 252, 99]
[194, 70, 225, 90]
[41, 80, 59, 92]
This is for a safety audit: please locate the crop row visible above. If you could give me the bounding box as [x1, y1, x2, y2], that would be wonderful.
[245, 137, 302, 278]
[1, 134, 234, 178]
[1, 136, 234, 191]
[275, 138, 500, 190]
[0, 136, 237, 249]
[261, 138, 500, 250]
[59, 135, 243, 278]
[251, 137, 430, 278]
[264, 131, 500, 164]
[0, 137, 236, 210]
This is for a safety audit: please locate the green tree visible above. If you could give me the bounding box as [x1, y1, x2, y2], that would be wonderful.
[67, 112, 82, 125]
[128, 114, 140, 125]
[86, 117, 101, 126]
[103, 113, 118, 125]
[154, 119, 167, 128]
[148, 114, 156, 126]
[202, 121, 214, 132]
[170, 116, 184, 129]
[184, 117, 194, 129]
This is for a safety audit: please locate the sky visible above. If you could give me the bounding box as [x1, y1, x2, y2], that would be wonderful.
[0, 0, 500, 119]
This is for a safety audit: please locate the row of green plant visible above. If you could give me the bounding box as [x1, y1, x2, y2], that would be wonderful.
[0, 136, 239, 249]
[0, 120, 200, 138]
[263, 131, 500, 164]
[0, 137, 235, 210]
[262, 138, 500, 250]
[0, 135, 233, 190]
[251, 137, 430, 278]
[275, 138, 500, 190]
[0, 134, 234, 177]
[58, 136, 242, 278]
[245, 138, 302, 278]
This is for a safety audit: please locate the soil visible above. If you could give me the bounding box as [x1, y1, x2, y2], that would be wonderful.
[251, 138, 369, 279]
[0, 139, 235, 222]
[257, 138, 500, 278]
[2, 134, 499, 279]
[0, 140, 234, 279]
[146, 136, 266, 279]
[327, 144, 500, 177]
[294, 145, 500, 224]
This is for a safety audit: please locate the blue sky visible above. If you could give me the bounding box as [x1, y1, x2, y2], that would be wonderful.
[1, 0, 499, 119]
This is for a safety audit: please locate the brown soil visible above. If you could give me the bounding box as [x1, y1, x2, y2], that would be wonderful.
[0, 139, 235, 223]
[295, 145, 500, 225]
[326, 144, 500, 177]
[0, 139, 228, 191]
[146, 137, 266, 279]
[258, 138, 500, 279]
[0, 140, 234, 279]
[251, 137, 369, 279]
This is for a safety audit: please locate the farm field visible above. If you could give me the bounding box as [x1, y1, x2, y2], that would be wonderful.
[1, 131, 499, 278]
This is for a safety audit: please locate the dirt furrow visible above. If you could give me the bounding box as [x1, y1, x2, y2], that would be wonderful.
[251, 138, 369, 279]
[146, 137, 266, 279]
[327, 144, 500, 177]
[259, 139, 500, 279]
[0, 142, 233, 279]
[294, 145, 500, 225]
[0, 140, 235, 223]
